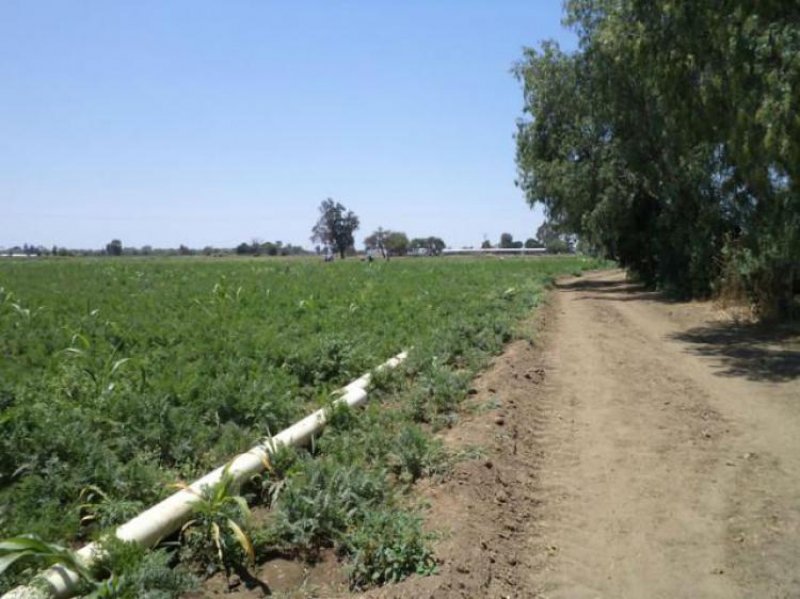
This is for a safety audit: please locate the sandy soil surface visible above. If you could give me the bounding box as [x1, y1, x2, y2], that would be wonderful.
[361, 269, 800, 598]
[197, 269, 800, 598]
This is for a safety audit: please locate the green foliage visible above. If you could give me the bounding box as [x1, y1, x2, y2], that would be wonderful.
[0, 534, 92, 582]
[270, 460, 388, 552]
[524, 238, 541, 249]
[409, 236, 446, 256]
[0, 534, 197, 598]
[91, 537, 197, 599]
[546, 238, 570, 255]
[345, 510, 436, 590]
[265, 418, 438, 587]
[79, 486, 143, 530]
[310, 198, 360, 259]
[516, 1, 799, 314]
[364, 228, 411, 257]
[258, 441, 300, 508]
[105, 240, 123, 257]
[409, 360, 470, 427]
[178, 466, 255, 577]
[0, 256, 602, 593]
[388, 425, 446, 484]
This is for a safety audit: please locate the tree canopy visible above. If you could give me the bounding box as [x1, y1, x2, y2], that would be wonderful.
[516, 0, 799, 316]
[410, 237, 446, 256]
[310, 199, 360, 259]
[364, 228, 410, 257]
[105, 239, 123, 256]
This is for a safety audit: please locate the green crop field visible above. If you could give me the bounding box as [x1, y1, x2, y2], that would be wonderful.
[0, 256, 602, 595]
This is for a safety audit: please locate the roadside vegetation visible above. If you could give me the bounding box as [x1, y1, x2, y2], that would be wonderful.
[0, 256, 604, 595]
[516, 0, 799, 318]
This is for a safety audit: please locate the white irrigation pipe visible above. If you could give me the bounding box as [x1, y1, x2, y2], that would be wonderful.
[3, 351, 407, 599]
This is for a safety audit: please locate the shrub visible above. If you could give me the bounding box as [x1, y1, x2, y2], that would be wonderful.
[345, 510, 436, 590]
[270, 460, 388, 552]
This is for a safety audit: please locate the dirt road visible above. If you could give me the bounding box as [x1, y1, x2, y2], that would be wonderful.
[526, 269, 800, 598]
[371, 269, 800, 598]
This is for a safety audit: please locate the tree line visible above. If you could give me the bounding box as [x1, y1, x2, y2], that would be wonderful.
[309, 198, 445, 258]
[6, 199, 569, 260]
[515, 0, 799, 316]
[2, 199, 448, 259]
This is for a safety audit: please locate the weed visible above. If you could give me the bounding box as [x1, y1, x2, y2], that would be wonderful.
[270, 459, 388, 552]
[90, 537, 197, 598]
[388, 426, 446, 484]
[79, 486, 143, 531]
[0, 534, 94, 593]
[345, 509, 436, 590]
[257, 440, 300, 507]
[178, 466, 254, 578]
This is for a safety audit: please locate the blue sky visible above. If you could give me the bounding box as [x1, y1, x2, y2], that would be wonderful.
[0, 1, 575, 250]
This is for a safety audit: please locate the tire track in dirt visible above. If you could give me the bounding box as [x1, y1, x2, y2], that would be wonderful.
[527, 273, 735, 598]
[527, 270, 800, 598]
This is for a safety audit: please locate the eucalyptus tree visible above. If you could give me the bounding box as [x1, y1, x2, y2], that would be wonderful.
[516, 0, 799, 313]
[311, 199, 360, 259]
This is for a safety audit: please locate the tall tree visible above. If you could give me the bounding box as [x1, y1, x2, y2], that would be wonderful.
[105, 239, 123, 256]
[384, 231, 409, 256]
[310, 199, 360, 259]
[516, 0, 799, 314]
[409, 236, 446, 256]
[364, 227, 389, 258]
[425, 236, 446, 256]
[365, 229, 410, 257]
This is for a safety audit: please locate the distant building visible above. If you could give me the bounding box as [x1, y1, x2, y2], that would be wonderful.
[441, 247, 549, 256]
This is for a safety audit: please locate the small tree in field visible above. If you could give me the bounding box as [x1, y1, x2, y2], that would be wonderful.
[311, 199, 360, 259]
[364, 227, 389, 258]
[524, 238, 542, 249]
[385, 232, 409, 256]
[366, 228, 410, 257]
[105, 239, 123, 256]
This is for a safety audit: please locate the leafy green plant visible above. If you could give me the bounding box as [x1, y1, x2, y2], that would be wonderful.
[270, 460, 388, 552]
[345, 510, 437, 590]
[178, 466, 255, 578]
[0, 534, 93, 588]
[389, 425, 446, 484]
[79, 486, 143, 530]
[258, 439, 300, 507]
[89, 537, 197, 599]
[410, 360, 470, 427]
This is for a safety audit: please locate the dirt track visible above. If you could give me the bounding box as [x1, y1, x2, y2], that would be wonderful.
[367, 269, 800, 598]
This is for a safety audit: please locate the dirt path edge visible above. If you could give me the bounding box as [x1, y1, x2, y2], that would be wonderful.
[358, 278, 561, 599]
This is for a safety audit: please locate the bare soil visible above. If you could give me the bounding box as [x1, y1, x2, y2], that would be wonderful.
[200, 269, 800, 598]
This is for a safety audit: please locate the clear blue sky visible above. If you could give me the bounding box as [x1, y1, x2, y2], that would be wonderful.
[0, 1, 575, 250]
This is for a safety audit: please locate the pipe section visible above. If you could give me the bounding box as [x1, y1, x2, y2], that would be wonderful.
[3, 351, 407, 599]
